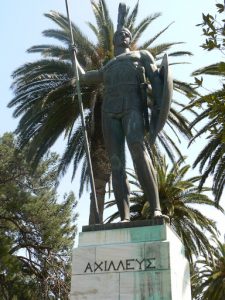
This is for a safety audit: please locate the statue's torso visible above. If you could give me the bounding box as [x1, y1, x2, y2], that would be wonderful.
[102, 51, 145, 113]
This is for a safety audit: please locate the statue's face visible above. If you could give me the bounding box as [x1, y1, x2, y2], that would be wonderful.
[113, 29, 131, 48]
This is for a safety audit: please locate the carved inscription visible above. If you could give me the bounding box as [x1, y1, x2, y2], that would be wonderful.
[84, 258, 156, 273]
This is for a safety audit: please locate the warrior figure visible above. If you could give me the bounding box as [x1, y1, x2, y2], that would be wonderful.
[80, 3, 173, 223]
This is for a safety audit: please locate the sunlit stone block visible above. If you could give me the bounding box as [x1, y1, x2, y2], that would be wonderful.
[70, 220, 192, 300]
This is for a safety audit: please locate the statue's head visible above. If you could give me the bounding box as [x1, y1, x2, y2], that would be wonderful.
[113, 27, 132, 48]
[114, 3, 132, 48]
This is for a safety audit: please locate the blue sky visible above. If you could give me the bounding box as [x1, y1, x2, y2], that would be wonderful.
[1, 0, 224, 237]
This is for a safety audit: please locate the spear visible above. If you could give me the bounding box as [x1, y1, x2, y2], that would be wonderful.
[64, 0, 100, 224]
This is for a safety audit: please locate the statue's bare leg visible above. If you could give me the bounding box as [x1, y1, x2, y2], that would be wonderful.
[102, 113, 130, 221]
[124, 110, 168, 220]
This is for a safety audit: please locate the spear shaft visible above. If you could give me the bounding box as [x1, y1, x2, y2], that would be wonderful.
[64, 0, 100, 224]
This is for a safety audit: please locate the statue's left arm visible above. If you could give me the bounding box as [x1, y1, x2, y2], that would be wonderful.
[140, 50, 162, 106]
[140, 50, 173, 144]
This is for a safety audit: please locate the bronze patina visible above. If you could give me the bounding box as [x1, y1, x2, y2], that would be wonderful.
[81, 3, 173, 223]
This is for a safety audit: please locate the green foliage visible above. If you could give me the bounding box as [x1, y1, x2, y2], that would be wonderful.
[0, 133, 77, 300]
[197, 3, 225, 52]
[190, 1, 225, 204]
[192, 239, 225, 300]
[106, 157, 223, 264]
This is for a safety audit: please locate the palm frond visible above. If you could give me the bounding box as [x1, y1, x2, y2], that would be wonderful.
[169, 51, 193, 57]
[192, 61, 225, 76]
[131, 14, 161, 46]
[140, 22, 174, 49]
[149, 42, 184, 58]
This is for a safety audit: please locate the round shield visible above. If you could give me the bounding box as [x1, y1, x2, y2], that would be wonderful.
[149, 53, 173, 144]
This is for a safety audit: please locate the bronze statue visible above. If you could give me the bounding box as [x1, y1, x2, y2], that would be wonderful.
[80, 3, 173, 223]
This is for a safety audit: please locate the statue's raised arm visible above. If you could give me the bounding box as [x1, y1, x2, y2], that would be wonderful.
[80, 69, 103, 85]
[74, 59, 102, 86]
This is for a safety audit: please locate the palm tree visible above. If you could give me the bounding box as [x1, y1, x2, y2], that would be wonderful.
[106, 156, 223, 263]
[191, 238, 225, 300]
[190, 62, 225, 205]
[9, 0, 196, 224]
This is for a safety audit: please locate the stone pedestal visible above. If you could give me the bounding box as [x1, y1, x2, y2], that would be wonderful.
[70, 220, 192, 299]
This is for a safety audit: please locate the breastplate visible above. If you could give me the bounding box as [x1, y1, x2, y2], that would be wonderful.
[103, 58, 140, 91]
[102, 57, 143, 113]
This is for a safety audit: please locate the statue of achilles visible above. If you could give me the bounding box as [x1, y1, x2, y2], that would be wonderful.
[80, 3, 173, 224]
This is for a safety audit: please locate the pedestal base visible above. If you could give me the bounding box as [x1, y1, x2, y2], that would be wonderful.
[70, 220, 192, 299]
